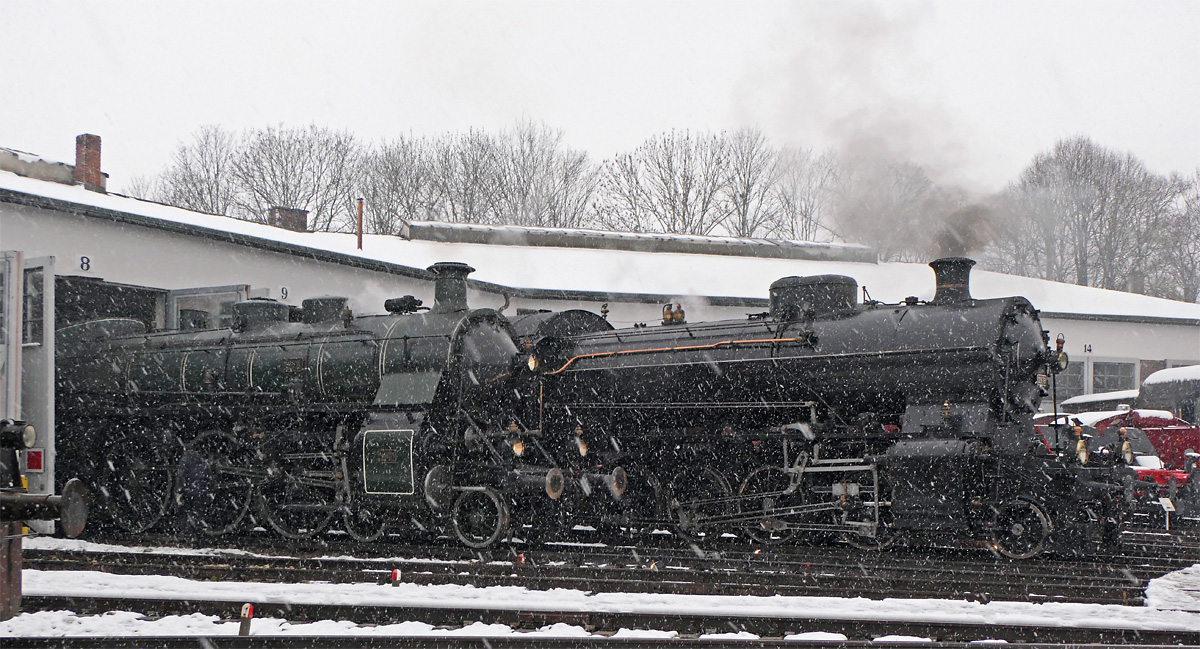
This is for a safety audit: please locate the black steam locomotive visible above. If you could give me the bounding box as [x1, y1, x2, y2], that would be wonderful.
[53, 259, 1129, 557]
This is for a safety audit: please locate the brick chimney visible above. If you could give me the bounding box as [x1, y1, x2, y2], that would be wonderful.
[74, 134, 107, 193]
[269, 207, 309, 232]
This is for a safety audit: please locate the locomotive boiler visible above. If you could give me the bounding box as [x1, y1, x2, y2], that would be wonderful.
[522, 258, 1128, 557]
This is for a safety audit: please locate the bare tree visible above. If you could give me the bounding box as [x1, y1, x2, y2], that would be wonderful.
[985, 183, 1076, 283]
[718, 129, 780, 238]
[427, 129, 499, 224]
[123, 175, 160, 202]
[232, 124, 360, 231]
[356, 136, 439, 234]
[768, 147, 838, 241]
[990, 137, 1177, 292]
[596, 130, 729, 236]
[1156, 171, 1200, 302]
[155, 125, 240, 216]
[828, 156, 948, 261]
[491, 120, 598, 229]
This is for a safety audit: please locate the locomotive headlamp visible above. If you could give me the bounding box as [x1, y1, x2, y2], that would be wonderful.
[1052, 334, 1069, 372]
[511, 440, 526, 457]
[1121, 440, 1134, 465]
[576, 438, 589, 457]
[1, 421, 36, 449]
[527, 355, 539, 371]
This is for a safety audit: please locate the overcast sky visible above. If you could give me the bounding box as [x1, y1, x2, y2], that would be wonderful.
[2, 1, 1197, 195]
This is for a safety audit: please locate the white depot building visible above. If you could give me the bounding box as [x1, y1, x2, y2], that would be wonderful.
[3, 137, 1199, 472]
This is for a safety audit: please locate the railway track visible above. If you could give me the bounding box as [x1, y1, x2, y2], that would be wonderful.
[16, 530, 1200, 646]
[14, 593, 1200, 645]
[5, 640, 1200, 649]
[23, 530, 1194, 606]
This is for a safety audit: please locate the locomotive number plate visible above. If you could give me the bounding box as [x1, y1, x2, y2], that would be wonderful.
[362, 429, 415, 495]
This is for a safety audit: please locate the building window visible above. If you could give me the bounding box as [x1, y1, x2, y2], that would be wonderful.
[167, 286, 250, 330]
[1052, 362, 1085, 404]
[1092, 361, 1136, 393]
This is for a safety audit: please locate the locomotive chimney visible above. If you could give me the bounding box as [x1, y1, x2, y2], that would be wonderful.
[427, 262, 475, 313]
[929, 257, 975, 304]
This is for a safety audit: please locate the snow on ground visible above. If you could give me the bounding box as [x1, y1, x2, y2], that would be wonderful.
[3, 562, 1199, 637]
[1146, 564, 1200, 613]
[22, 535, 472, 566]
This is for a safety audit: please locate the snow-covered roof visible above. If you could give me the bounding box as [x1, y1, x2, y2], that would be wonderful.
[4, 168, 1200, 322]
[1143, 364, 1200, 386]
[402, 220, 876, 263]
[1060, 390, 1140, 406]
[0, 146, 52, 165]
[1040, 409, 1177, 426]
[0, 147, 75, 184]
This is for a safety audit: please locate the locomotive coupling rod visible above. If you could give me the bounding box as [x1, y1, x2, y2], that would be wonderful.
[683, 500, 839, 528]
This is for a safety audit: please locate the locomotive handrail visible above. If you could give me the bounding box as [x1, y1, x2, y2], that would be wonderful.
[544, 335, 815, 375]
[547, 343, 995, 376]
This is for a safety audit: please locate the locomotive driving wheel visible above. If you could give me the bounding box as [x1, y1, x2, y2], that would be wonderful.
[992, 499, 1051, 559]
[256, 434, 338, 539]
[177, 431, 255, 536]
[342, 503, 388, 543]
[668, 466, 733, 542]
[101, 426, 179, 534]
[842, 526, 898, 551]
[450, 487, 510, 549]
[738, 466, 799, 544]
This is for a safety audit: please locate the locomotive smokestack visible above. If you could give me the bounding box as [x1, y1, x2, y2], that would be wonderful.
[929, 257, 975, 304]
[427, 262, 475, 313]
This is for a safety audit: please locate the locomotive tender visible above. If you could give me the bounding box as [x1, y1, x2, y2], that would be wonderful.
[54, 258, 1129, 557]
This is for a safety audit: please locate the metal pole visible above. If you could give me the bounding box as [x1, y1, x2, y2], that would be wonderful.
[356, 198, 364, 250]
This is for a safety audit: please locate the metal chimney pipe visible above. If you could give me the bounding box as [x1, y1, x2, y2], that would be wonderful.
[427, 262, 475, 313]
[356, 198, 364, 250]
[929, 257, 975, 304]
